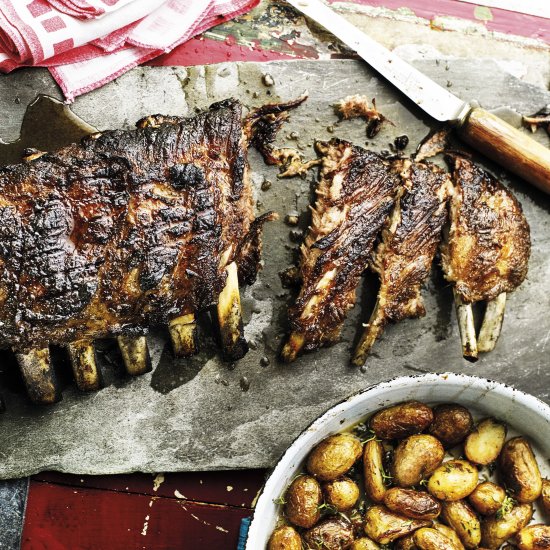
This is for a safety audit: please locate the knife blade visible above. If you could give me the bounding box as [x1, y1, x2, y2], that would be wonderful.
[286, 0, 550, 193]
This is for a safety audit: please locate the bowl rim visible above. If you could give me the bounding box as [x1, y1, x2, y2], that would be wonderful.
[245, 371, 550, 548]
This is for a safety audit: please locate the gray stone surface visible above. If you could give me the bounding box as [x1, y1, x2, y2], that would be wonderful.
[0, 60, 549, 478]
[0, 478, 28, 549]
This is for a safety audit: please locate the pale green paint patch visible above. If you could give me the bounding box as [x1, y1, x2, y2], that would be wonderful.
[474, 5, 493, 21]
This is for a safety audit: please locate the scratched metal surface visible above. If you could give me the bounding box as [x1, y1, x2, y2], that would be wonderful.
[0, 59, 549, 478]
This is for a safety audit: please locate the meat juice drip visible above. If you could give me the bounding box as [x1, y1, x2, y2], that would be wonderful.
[0, 95, 96, 167]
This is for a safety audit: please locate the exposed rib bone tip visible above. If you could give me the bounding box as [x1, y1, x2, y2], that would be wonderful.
[68, 340, 101, 392]
[281, 333, 305, 363]
[16, 347, 61, 405]
[117, 335, 152, 376]
[168, 314, 198, 358]
[478, 292, 507, 353]
[453, 290, 478, 362]
[217, 262, 248, 361]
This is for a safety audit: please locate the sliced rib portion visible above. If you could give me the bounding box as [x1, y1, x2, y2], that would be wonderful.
[352, 160, 453, 366]
[441, 155, 531, 359]
[281, 139, 400, 362]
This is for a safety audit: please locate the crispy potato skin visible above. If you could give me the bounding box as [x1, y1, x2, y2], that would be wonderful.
[307, 433, 363, 481]
[427, 460, 479, 501]
[364, 439, 388, 503]
[414, 527, 460, 550]
[429, 404, 473, 448]
[352, 537, 381, 550]
[370, 402, 434, 440]
[384, 487, 441, 520]
[396, 533, 419, 550]
[516, 524, 550, 550]
[323, 477, 360, 511]
[481, 503, 533, 549]
[541, 479, 550, 517]
[433, 523, 466, 550]
[500, 437, 542, 503]
[268, 525, 303, 550]
[441, 500, 481, 549]
[284, 475, 322, 528]
[468, 481, 506, 516]
[392, 435, 445, 487]
[364, 505, 431, 544]
[303, 517, 355, 550]
[464, 418, 506, 466]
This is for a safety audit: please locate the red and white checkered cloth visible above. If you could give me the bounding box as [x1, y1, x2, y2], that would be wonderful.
[0, 0, 259, 101]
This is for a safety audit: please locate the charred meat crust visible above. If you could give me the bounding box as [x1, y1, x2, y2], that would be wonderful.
[286, 138, 401, 352]
[0, 98, 290, 352]
[441, 155, 531, 303]
[372, 160, 453, 323]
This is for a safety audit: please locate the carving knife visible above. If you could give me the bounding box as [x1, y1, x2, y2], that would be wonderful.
[286, 0, 550, 193]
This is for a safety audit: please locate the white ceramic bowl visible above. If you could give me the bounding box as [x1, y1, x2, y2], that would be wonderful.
[245, 372, 550, 549]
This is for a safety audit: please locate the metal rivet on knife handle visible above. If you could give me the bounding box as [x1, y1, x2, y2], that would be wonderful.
[458, 108, 550, 195]
[453, 290, 478, 363]
[67, 340, 101, 392]
[117, 336, 151, 376]
[16, 347, 61, 405]
[168, 314, 198, 358]
[217, 261, 248, 361]
[478, 292, 507, 353]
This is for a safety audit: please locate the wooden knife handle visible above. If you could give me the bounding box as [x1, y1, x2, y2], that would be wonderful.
[457, 107, 550, 194]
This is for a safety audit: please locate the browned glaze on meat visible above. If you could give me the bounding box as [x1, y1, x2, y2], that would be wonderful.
[0, 98, 299, 354]
[352, 160, 453, 366]
[281, 138, 401, 362]
[441, 155, 531, 304]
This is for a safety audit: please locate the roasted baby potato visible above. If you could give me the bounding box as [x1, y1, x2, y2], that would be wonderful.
[352, 538, 381, 550]
[307, 433, 363, 481]
[395, 534, 418, 550]
[500, 437, 542, 503]
[441, 500, 481, 549]
[468, 481, 506, 516]
[464, 418, 506, 465]
[429, 404, 474, 448]
[414, 527, 460, 550]
[384, 487, 441, 520]
[515, 524, 550, 550]
[480, 503, 533, 549]
[392, 435, 445, 487]
[363, 439, 388, 503]
[268, 525, 303, 550]
[284, 475, 322, 528]
[323, 477, 360, 511]
[370, 401, 433, 440]
[432, 524, 466, 550]
[427, 460, 479, 501]
[364, 505, 431, 544]
[541, 479, 550, 517]
[303, 517, 355, 550]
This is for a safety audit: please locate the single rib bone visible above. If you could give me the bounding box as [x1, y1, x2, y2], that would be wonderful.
[117, 336, 151, 376]
[168, 315, 198, 358]
[454, 290, 478, 362]
[478, 292, 507, 353]
[352, 297, 385, 367]
[217, 261, 248, 361]
[16, 347, 61, 404]
[67, 340, 101, 391]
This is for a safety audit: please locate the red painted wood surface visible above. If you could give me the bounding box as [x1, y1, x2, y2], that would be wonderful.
[22, 471, 267, 549]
